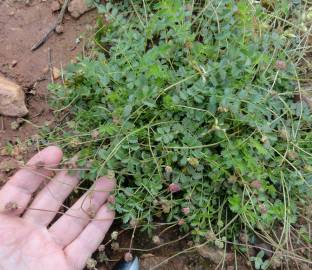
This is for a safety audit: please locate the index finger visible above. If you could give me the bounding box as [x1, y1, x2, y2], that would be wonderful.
[0, 146, 63, 216]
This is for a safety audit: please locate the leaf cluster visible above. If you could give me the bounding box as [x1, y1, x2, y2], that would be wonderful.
[45, 0, 312, 244]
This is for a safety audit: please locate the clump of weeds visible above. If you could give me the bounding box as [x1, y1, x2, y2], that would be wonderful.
[42, 0, 312, 268]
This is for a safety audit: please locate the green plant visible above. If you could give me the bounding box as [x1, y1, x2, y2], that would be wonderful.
[251, 250, 270, 270]
[44, 0, 312, 253]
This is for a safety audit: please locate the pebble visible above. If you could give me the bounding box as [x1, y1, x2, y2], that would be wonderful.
[11, 60, 18, 67]
[68, 0, 94, 19]
[52, 67, 61, 80]
[51, 0, 61, 12]
[55, 24, 64, 34]
[197, 245, 224, 265]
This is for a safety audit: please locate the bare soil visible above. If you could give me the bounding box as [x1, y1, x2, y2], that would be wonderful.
[0, 0, 97, 148]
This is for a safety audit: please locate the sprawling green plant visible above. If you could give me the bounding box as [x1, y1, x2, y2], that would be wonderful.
[45, 0, 312, 247]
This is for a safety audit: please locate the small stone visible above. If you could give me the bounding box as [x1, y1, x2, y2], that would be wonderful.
[0, 75, 28, 117]
[51, 1, 61, 12]
[71, 11, 80, 18]
[55, 24, 64, 34]
[52, 67, 61, 80]
[9, 11, 15, 16]
[197, 245, 224, 264]
[11, 60, 18, 67]
[68, 0, 94, 19]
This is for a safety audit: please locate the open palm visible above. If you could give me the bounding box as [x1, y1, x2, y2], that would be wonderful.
[0, 146, 115, 270]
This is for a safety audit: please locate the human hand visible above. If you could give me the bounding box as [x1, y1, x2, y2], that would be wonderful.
[0, 146, 115, 270]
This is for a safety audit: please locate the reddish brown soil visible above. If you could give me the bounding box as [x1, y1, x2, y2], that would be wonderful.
[0, 0, 97, 148]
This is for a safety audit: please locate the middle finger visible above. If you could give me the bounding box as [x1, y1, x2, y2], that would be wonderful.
[48, 177, 115, 248]
[23, 170, 80, 226]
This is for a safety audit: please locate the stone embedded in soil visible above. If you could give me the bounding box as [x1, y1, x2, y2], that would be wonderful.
[55, 24, 64, 34]
[197, 245, 224, 265]
[68, 0, 94, 19]
[0, 75, 28, 117]
[52, 67, 61, 80]
[51, 0, 61, 12]
[11, 60, 18, 67]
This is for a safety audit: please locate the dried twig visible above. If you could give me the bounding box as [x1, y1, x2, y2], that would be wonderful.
[48, 48, 54, 83]
[31, 0, 69, 51]
[0, 116, 4, 131]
